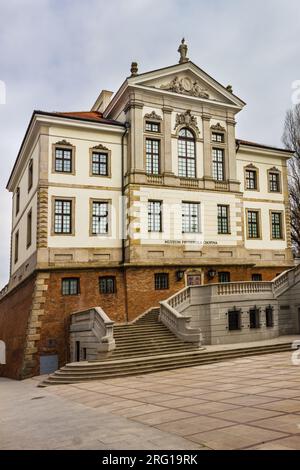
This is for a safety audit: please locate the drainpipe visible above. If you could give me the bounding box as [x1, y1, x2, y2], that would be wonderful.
[121, 122, 130, 322]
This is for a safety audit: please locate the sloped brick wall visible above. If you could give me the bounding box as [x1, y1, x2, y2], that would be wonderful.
[0, 274, 36, 379]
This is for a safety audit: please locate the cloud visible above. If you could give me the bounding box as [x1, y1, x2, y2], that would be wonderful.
[0, 0, 299, 285]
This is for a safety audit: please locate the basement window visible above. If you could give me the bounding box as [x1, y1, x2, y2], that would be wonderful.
[228, 309, 241, 331]
[249, 307, 260, 329]
[99, 276, 116, 294]
[266, 306, 274, 328]
[61, 278, 80, 296]
[155, 273, 169, 290]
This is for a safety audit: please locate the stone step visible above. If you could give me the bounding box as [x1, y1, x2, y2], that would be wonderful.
[40, 343, 292, 385]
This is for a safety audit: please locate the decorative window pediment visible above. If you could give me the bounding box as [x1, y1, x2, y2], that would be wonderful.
[174, 110, 200, 134]
[55, 139, 73, 147]
[144, 111, 162, 121]
[211, 122, 226, 132]
[91, 144, 109, 152]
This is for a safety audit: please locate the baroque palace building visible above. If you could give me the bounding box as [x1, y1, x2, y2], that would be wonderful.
[0, 40, 296, 378]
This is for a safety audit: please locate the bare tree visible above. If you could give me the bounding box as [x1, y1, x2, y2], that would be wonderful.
[283, 104, 300, 256]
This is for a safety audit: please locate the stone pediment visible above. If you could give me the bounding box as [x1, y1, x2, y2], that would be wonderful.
[128, 62, 245, 109]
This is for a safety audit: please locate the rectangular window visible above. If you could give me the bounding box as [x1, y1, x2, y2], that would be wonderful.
[182, 202, 200, 233]
[92, 152, 108, 176]
[61, 278, 80, 296]
[27, 210, 32, 248]
[218, 272, 230, 283]
[245, 169, 257, 190]
[212, 132, 224, 143]
[252, 274, 262, 281]
[92, 201, 109, 235]
[218, 205, 230, 234]
[16, 188, 20, 215]
[54, 199, 72, 234]
[14, 230, 19, 264]
[266, 306, 274, 328]
[228, 310, 241, 331]
[145, 121, 160, 132]
[55, 148, 72, 173]
[155, 273, 169, 290]
[212, 148, 224, 181]
[247, 210, 260, 239]
[271, 212, 283, 239]
[148, 200, 162, 232]
[249, 308, 260, 329]
[28, 159, 33, 191]
[269, 172, 280, 192]
[99, 276, 116, 294]
[146, 139, 160, 175]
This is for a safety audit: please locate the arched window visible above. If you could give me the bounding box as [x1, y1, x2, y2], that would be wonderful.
[178, 128, 196, 178]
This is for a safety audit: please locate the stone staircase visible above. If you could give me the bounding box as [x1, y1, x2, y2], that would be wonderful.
[40, 308, 294, 386]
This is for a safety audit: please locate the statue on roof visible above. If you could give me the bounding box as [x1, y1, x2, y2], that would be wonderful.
[178, 38, 189, 64]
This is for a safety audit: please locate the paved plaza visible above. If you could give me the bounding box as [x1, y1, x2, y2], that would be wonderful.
[1, 351, 300, 450]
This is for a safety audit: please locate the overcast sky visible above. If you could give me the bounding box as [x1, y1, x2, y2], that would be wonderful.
[0, 0, 299, 286]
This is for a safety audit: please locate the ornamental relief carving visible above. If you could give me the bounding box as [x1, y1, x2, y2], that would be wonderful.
[144, 111, 162, 121]
[92, 144, 109, 151]
[160, 76, 209, 99]
[211, 122, 226, 132]
[174, 110, 199, 132]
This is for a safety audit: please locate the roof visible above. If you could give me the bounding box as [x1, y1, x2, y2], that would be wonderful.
[6, 110, 125, 190]
[38, 110, 124, 126]
[236, 139, 293, 154]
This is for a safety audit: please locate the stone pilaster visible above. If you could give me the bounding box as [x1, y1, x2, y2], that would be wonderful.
[21, 272, 50, 378]
[227, 118, 237, 182]
[162, 106, 173, 176]
[125, 100, 144, 174]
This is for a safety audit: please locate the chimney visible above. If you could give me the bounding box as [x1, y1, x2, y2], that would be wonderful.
[91, 90, 114, 113]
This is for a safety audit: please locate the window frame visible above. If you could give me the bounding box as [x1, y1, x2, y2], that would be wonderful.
[270, 210, 284, 240]
[212, 147, 225, 181]
[212, 132, 225, 143]
[89, 145, 111, 178]
[268, 169, 281, 193]
[52, 197, 75, 236]
[154, 273, 169, 290]
[145, 121, 161, 133]
[90, 199, 110, 237]
[218, 272, 231, 283]
[246, 209, 261, 240]
[245, 167, 259, 191]
[249, 307, 260, 329]
[145, 138, 161, 175]
[61, 277, 80, 296]
[178, 128, 196, 179]
[217, 204, 230, 234]
[228, 309, 241, 331]
[52, 141, 76, 175]
[182, 202, 200, 234]
[28, 159, 33, 192]
[252, 273, 262, 282]
[15, 187, 20, 216]
[26, 209, 32, 249]
[148, 200, 162, 233]
[99, 276, 116, 294]
[265, 306, 274, 328]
